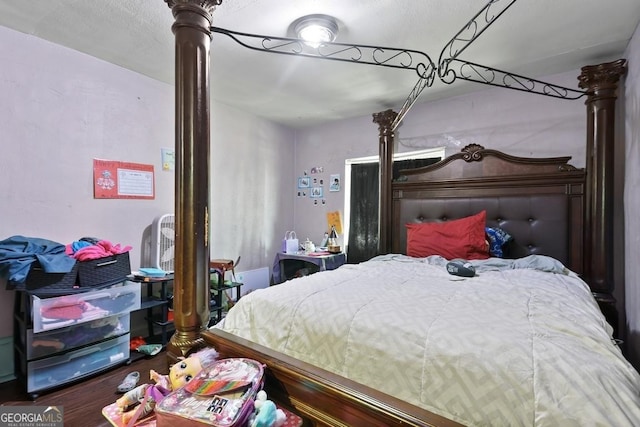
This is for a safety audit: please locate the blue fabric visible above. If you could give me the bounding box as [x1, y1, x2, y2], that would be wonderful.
[70, 240, 92, 253]
[0, 235, 76, 283]
[485, 227, 512, 258]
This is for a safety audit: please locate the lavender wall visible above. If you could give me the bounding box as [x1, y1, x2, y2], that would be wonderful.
[0, 26, 296, 339]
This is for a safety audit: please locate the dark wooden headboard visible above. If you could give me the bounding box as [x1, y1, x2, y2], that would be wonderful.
[391, 144, 586, 276]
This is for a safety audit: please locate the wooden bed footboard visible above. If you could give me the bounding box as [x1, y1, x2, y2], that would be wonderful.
[201, 329, 464, 427]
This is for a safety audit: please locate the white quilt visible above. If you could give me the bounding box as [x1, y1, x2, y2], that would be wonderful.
[218, 255, 640, 426]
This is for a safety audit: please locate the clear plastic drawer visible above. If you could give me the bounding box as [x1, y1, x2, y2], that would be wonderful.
[26, 333, 130, 393]
[32, 281, 140, 333]
[26, 313, 130, 359]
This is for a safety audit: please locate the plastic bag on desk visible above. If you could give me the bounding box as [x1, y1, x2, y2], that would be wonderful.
[284, 231, 298, 254]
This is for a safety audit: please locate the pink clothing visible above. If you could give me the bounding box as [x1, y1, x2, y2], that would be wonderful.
[68, 240, 132, 261]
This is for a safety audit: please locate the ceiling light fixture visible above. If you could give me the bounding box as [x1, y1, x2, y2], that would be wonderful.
[293, 14, 339, 48]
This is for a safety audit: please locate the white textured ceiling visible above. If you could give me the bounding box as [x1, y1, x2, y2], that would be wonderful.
[0, 0, 639, 128]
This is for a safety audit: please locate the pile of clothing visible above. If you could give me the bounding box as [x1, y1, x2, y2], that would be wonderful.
[0, 235, 131, 286]
[66, 237, 132, 261]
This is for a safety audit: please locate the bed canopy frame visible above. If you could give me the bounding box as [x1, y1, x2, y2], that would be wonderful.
[210, 0, 587, 132]
[162, 0, 626, 424]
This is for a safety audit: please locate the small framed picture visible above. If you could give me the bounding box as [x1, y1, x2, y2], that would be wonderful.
[298, 177, 311, 188]
[310, 186, 323, 198]
[330, 174, 341, 192]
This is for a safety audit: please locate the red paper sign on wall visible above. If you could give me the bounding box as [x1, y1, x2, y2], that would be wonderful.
[93, 159, 155, 199]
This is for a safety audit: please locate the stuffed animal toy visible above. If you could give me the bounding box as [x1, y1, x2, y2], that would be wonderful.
[114, 347, 218, 425]
[250, 390, 286, 427]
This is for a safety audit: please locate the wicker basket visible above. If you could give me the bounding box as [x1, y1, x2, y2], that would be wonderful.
[77, 252, 131, 288]
[22, 261, 80, 294]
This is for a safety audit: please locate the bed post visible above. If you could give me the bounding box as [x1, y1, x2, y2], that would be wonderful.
[164, 0, 221, 362]
[578, 59, 627, 335]
[373, 109, 398, 254]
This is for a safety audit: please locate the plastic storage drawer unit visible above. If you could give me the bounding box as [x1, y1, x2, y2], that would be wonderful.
[25, 333, 130, 393]
[31, 282, 140, 333]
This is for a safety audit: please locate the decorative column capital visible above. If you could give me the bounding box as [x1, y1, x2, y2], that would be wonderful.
[165, 0, 222, 13]
[372, 109, 398, 137]
[578, 59, 627, 95]
[165, 0, 222, 31]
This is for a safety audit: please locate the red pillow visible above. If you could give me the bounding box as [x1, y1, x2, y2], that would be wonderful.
[406, 211, 489, 260]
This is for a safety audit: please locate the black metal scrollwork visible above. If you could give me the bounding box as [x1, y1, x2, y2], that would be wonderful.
[452, 59, 585, 99]
[392, 75, 434, 131]
[212, 27, 435, 78]
[438, 0, 518, 83]
[211, 0, 587, 128]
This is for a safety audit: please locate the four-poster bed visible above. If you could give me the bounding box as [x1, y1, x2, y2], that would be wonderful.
[207, 141, 639, 426]
[162, 0, 634, 425]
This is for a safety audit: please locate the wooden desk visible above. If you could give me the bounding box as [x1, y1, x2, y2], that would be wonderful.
[272, 252, 346, 284]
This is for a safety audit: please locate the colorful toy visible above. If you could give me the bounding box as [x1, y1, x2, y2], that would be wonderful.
[250, 390, 286, 427]
[105, 347, 218, 426]
[155, 357, 265, 426]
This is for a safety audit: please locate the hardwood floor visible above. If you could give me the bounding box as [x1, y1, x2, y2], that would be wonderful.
[0, 352, 169, 427]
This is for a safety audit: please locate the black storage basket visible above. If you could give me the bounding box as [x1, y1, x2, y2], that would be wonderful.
[22, 261, 80, 294]
[77, 251, 131, 288]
